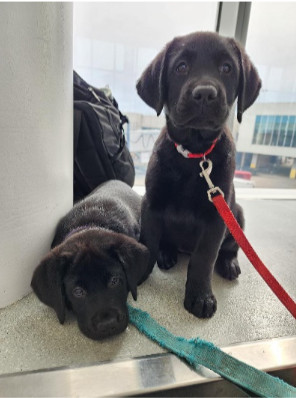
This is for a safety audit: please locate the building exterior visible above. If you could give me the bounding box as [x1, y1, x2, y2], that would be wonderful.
[235, 103, 296, 178]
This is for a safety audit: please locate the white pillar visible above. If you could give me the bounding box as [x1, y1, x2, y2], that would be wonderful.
[0, 3, 73, 307]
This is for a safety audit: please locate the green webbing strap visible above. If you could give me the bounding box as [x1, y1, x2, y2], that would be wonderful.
[128, 304, 296, 397]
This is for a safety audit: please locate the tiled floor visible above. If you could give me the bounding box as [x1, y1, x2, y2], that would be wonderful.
[0, 199, 295, 377]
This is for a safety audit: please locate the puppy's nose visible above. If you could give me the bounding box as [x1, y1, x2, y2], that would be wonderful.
[92, 309, 126, 332]
[192, 85, 218, 103]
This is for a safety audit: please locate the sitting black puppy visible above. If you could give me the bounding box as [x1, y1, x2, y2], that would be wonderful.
[136, 32, 261, 318]
[31, 180, 149, 340]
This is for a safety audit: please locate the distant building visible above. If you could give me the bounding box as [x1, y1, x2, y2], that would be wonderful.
[235, 102, 296, 179]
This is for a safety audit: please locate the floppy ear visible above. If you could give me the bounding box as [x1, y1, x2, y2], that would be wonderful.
[230, 39, 262, 123]
[136, 42, 171, 116]
[114, 239, 150, 301]
[31, 249, 70, 324]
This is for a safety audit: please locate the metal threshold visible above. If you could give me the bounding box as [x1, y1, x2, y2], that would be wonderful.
[0, 336, 295, 397]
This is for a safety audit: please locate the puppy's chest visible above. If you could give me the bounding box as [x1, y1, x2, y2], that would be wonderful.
[167, 164, 221, 209]
[161, 174, 220, 251]
[164, 159, 227, 205]
[163, 200, 210, 252]
[165, 177, 214, 218]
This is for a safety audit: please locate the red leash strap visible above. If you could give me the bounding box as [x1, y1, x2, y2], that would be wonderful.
[197, 158, 296, 319]
[212, 193, 296, 319]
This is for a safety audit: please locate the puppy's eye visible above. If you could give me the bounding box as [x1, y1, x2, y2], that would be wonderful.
[219, 63, 232, 74]
[176, 62, 188, 74]
[72, 286, 87, 298]
[108, 275, 121, 288]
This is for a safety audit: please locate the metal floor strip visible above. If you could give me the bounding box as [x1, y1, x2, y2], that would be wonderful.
[0, 336, 295, 397]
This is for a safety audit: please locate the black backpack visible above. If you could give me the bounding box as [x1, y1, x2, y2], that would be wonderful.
[73, 71, 135, 201]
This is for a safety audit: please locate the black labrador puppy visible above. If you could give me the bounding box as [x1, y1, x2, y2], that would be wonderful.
[31, 180, 149, 340]
[136, 32, 261, 318]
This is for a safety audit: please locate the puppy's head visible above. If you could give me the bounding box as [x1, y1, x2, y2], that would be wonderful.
[137, 31, 261, 139]
[31, 229, 149, 340]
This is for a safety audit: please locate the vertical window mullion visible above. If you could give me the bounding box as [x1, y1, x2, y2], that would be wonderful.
[291, 116, 296, 148]
[276, 115, 282, 146]
[262, 115, 268, 145]
[283, 115, 289, 147]
[270, 115, 276, 146]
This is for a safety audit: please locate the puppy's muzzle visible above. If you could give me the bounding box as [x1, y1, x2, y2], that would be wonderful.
[91, 308, 128, 338]
[192, 85, 218, 104]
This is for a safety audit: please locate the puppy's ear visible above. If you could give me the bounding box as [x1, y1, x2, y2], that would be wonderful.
[230, 39, 262, 123]
[31, 249, 70, 324]
[114, 239, 150, 300]
[136, 43, 171, 116]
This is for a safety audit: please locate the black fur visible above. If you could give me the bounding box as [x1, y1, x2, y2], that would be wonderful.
[31, 180, 149, 340]
[137, 32, 261, 318]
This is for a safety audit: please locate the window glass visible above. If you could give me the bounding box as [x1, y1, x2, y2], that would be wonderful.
[236, 2, 296, 188]
[73, 2, 218, 185]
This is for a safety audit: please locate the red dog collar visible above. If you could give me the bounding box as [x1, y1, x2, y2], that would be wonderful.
[175, 139, 217, 159]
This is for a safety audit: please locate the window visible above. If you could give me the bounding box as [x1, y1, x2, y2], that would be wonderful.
[252, 115, 296, 148]
[73, 2, 218, 185]
[236, 3, 296, 186]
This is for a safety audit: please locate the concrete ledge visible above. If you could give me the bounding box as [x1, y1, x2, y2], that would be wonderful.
[133, 186, 296, 200]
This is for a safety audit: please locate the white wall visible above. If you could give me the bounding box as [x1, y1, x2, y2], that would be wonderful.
[0, 3, 73, 308]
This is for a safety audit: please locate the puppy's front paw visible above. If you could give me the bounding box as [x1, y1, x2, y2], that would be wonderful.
[184, 293, 217, 318]
[215, 257, 241, 280]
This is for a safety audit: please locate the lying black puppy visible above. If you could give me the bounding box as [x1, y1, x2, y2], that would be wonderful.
[31, 180, 149, 340]
[137, 32, 261, 318]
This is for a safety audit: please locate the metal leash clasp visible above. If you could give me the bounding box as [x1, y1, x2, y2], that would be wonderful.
[199, 158, 224, 202]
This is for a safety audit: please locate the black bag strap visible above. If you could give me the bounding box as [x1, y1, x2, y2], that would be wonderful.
[73, 109, 82, 155]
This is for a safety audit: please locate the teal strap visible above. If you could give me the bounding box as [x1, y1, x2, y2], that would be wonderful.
[128, 304, 296, 397]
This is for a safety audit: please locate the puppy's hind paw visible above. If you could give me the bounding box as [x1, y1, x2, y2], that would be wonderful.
[215, 257, 241, 281]
[157, 248, 178, 270]
[184, 293, 217, 318]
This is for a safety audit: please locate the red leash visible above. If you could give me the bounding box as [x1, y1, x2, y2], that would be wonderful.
[199, 159, 296, 319]
[212, 194, 296, 318]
